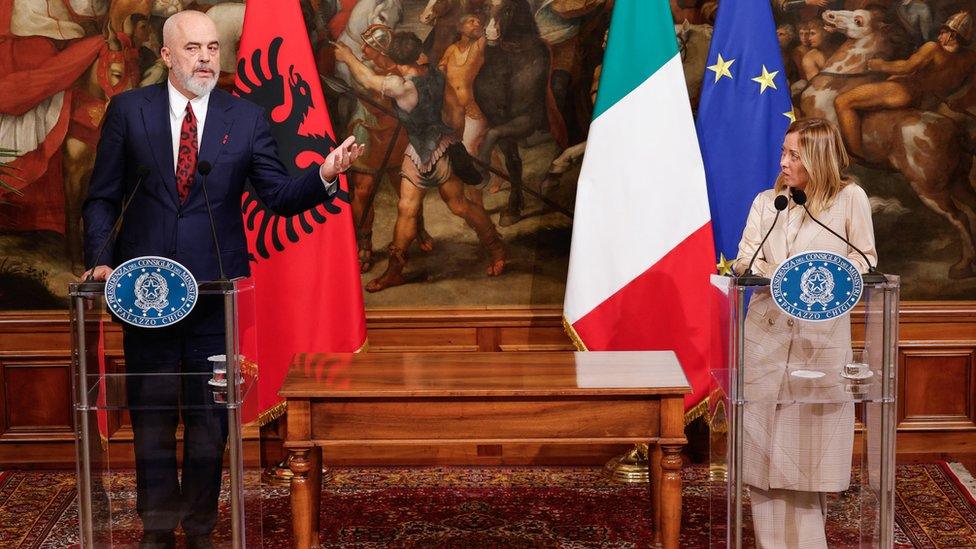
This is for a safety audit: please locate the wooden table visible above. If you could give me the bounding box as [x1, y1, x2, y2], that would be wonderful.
[280, 351, 690, 548]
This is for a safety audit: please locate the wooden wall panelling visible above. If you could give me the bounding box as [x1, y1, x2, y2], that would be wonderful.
[105, 354, 130, 438]
[1, 355, 73, 437]
[898, 348, 975, 430]
[365, 307, 571, 353]
[0, 313, 75, 466]
[889, 301, 976, 458]
[1, 302, 975, 466]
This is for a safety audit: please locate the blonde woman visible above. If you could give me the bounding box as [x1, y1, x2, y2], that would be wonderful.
[734, 118, 878, 548]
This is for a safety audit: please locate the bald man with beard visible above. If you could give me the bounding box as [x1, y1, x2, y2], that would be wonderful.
[82, 10, 363, 548]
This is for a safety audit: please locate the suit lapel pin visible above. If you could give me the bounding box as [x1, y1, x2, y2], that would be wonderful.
[222, 134, 229, 145]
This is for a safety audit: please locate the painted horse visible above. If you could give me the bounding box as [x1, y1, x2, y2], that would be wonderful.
[799, 9, 976, 278]
[474, 0, 553, 226]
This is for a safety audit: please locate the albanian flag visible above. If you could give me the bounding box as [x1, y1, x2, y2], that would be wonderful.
[234, 0, 366, 425]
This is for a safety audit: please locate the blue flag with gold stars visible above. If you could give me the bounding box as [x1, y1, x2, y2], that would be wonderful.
[696, 0, 793, 272]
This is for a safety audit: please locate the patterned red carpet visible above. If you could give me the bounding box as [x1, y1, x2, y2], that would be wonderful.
[1, 463, 974, 547]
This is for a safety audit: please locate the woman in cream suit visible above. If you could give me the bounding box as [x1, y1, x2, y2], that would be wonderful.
[734, 118, 877, 548]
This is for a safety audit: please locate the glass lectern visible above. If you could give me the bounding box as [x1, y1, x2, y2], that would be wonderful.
[69, 279, 262, 548]
[709, 274, 899, 548]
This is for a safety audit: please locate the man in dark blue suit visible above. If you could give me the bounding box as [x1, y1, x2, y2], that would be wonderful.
[81, 10, 363, 549]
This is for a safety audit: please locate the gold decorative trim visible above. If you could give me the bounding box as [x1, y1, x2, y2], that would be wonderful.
[257, 400, 287, 427]
[708, 397, 728, 434]
[561, 316, 589, 351]
[684, 397, 709, 426]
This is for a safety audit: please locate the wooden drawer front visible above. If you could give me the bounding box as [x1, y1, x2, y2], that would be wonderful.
[309, 398, 659, 442]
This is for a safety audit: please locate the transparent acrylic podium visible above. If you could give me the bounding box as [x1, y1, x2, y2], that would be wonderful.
[709, 274, 899, 548]
[69, 279, 261, 548]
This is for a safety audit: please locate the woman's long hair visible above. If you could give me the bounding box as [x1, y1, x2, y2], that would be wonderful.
[774, 118, 850, 215]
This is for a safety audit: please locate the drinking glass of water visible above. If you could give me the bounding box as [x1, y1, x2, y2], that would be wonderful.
[844, 349, 870, 379]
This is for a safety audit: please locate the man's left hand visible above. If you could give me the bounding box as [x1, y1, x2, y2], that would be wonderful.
[320, 135, 365, 181]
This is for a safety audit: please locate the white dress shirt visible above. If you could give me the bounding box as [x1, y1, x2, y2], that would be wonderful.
[167, 80, 209, 171]
[166, 80, 337, 191]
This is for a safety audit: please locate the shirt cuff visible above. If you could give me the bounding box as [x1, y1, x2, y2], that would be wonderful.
[320, 171, 339, 195]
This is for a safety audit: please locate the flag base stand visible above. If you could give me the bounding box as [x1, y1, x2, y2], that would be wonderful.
[604, 443, 649, 483]
[262, 460, 333, 487]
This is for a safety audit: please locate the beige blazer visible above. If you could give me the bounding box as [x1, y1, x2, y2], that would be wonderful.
[734, 183, 878, 492]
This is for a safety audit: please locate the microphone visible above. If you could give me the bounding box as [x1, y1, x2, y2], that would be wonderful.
[85, 165, 152, 282]
[736, 194, 789, 286]
[791, 188, 886, 284]
[197, 160, 226, 281]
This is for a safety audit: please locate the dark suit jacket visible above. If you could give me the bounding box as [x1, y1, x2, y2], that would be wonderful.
[83, 83, 333, 282]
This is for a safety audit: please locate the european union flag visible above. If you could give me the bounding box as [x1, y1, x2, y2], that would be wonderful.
[696, 0, 793, 270]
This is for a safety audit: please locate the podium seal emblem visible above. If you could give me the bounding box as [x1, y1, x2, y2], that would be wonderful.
[105, 256, 198, 328]
[771, 251, 862, 322]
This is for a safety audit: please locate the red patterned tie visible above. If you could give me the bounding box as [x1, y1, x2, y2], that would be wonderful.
[176, 103, 198, 204]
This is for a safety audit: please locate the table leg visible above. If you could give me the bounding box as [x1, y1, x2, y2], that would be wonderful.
[651, 442, 663, 547]
[288, 447, 322, 548]
[660, 444, 683, 549]
[310, 446, 322, 542]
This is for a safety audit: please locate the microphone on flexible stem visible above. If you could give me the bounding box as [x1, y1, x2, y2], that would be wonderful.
[197, 161, 226, 281]
[85, 165, 152, 282]
[791, 188, 886, 284]
[737, 194, 790, 286]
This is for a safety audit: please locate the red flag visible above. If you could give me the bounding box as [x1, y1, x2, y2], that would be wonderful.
[234, 0, 366, 425]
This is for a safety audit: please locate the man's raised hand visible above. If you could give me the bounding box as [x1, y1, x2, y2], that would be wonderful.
[320, 135, 366, 181]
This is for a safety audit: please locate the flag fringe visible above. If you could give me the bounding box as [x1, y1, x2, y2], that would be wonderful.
[257, 400, 288, 426]
[561, 315, 589, 351]
[684, 397, 709, 426]
[563, 316, 707, 425]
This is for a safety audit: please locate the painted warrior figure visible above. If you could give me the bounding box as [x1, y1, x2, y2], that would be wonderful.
[835, 11, 976, 159]
[344, 23, 416, 273]
[334, 31, 505, 292]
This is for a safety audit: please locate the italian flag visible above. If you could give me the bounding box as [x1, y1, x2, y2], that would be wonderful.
[563, 0, 716, 416]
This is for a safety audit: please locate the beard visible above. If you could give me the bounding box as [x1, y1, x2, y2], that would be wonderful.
[174, 63, 217, 97]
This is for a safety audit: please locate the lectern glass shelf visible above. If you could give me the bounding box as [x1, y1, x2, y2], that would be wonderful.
[708, 275, 899, 548]
[69, 279, 262, 548]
